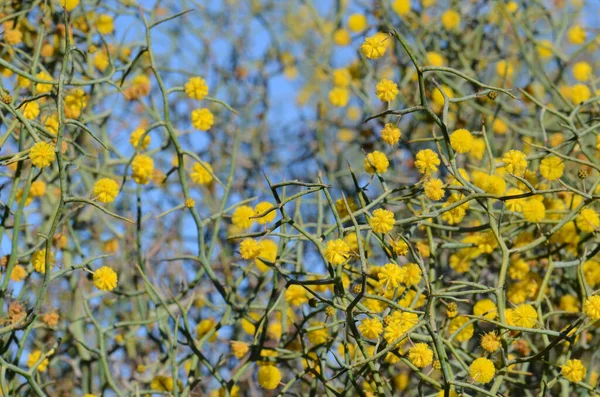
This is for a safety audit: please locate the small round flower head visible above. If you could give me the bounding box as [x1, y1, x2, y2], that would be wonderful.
[129, 128, 150, 150]
[255, 239, 277, 271]
[285, 284, 307, 306]
[521, 199, 545, 223]
[32, 249, 55, 274]
[539, 156, 564, 181]
[232, 205, 255, 229]
[576, 208, 600, 233]
[415, 149, 440, 175]
[30, 180, 46, 197]
[333, 29, 351, 46]
[93, 266, 118, 291]
[254, 202, 276, 224]
[480, 331, 501, 352]
[470, 357, 495, 384]
[426, 51, 444, 67]
[502, 150, 527, 175]
[448, 316, 474, 342]
[329, 87, 350, 107]
[401, 263, 422, 286]
[239, 238, 262, 259]
[561, 359, 587, 383]
[191, 108, 214, 130]
[511, 303, 537, 328]
[496, 60, 514, 79]
[358, 318, 383, 339]
[378, 263, 404, 288]
[369, 208, 395, 234]
[424, 178, 445, 201]
[131, 154, 154, 185]
[571, 83, 591, 104]
[11, 265, 27, 281]
[30, 142, 56, 168]
[190, 162, 214, 185]
[381, 123, 401, 145]
[449, 129, 473, 153]
[347, 13, 368, 32]
[231, 341, 249, 358]
[323, 239, 350, 265]
[185, 198, 195, 208]
[196, 318, 218, 342]
[35, 72, 53, 94]
[257, 365, 281, 390]
[408, 343, 433, 368]
[364, 151, 389, 174]
[572, 61, 592, 81]
[567, 24, 586, 45]
[375, 79, 399, 102]
[482, 174, 506, 196]
[27, 350, 49, 372]
[4, 29, 23, 45]
[360, 35, 387, 59]
[93, 178, 119, 203]
[446, 302, 458, 318]
[473, 298, 497, 320]
[392, 239, 408, 256]
[60, 0, 80, 11]
[441, 9, 460, 30]
[332, 68, 351, 87]
[96, 14, 114, 34]
[185, 77, 209, 100]
[584, 295, 600, 320]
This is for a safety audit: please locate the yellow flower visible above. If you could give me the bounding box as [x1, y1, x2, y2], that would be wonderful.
[448, 315, 474, 342]
[328, 87, 350, 107]
[44, 114, 59, 135]
[232, 205, 254, 229]
[11, 265, 27, 282]
[333, 29, 351, 46]
[559, 295, 580, 313]
[536, 40, 553, 58]
[332, 68, 351, 87]
[576, 208, 600, 233]
[392, 239, 408, 256]
[93, 266, 118, 291]
[30, 142, 56, 168]
[64, 88, 88, 118]
[473, 298, 497, 320]
[231, 341, 249, 358]
[584, 295, 600, 319]
[502, 150, 527, 175]
[369, 208, 395, 234]
[129, 127, 150, 150]
[570, 83, 591, 104]
[93, 178, 119, 203]
[197, 319, 218, 342]
[96, 14, 114, 34]
[4, 29, 23, 45]
[521, 199, 545, 223]
[254, 202, 276, 224]
[470, 357, 495, 384]
[255, 239, 277, 271]
[573, 61, 592, 81]
[360, 35, 387, 59]
[285, 285, 308, 306]
[131, 154, 154, 185]
[408, 343, 433, 368]
[323, 239, 350, 265]
[191, 108, 215, 130]
[36, 72, 53, 93]
[307, 321, 329, 345]
[257, 365, 281, 390]
[32, 249, 55, 274]
[190, 162, 214, 185]
[492, 118, 509, 134]
[426, 51, 444, 67]
[567, 24, 586, 45]
[449, 129, 473, 153]
[347, 13, 368, 32]
[539, 156, 564, 180]
[381, 123, 401, 145]
[358, 318, 383, 339]
[401, 263, 422, 286]
[511, 303, 537, 328]
[151, 375, 180, 392]
[480, 331, 501, 352]
[22, 101, 40, 120]
[60, 0, 80, 11]
[375, 79, 399, 102]
[392, 0, 411, 16]
[239, 238, 262, 259]
[561, 359, 587, 383]
[496, 60, 514, 79]
[441, 10, 460, 30]
[27, 350, 49, 372]
[364, 151, 389, 174]
[482, 174, 506, 196]
[94, 51, 109, 71]
[185, 77, 209, 100]
[378, 263, 404, 288]
[415, 149, 440, 175]
[423, 178, 445, 201]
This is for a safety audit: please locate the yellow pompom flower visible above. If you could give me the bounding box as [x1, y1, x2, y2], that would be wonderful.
[424, 178, 445, 201]
[129, 128, 150, 150]
[441, 10, 460, 30]
[583, 295, 600, 319]
[381, 123, 401, 145]
[93, 266, 118, 291]
[191, 108, 214, 130]
[426, 51, 445, 67]
[4, 29, 23, 45]
[448, 316, 474, 342]
[358, 318, 383, 339]
[521, 199, 545, 223]
[190, 162, 214, 185]
[44, 114, 59, 135]
[375, 79, 399, 102]
[151, 375, 180, 392]
[536, 40, 553, 58]
[36, 72, 53, 93]
[473, 298, 497, 320]
[94, 51, 109, 71]
[285, 285, 307, 306]
[30, 142, 56, 168]
[328, 87, 350, 107]
[363, 151, 389, 175]
[255, 239, 277, 271]
[347, 13, 368, 32]
[492, 118, 509, 135]
[408, 343, 433, 368]
[60, 0, 80, 11]
[539, 156, 564, 180]
[232, 205, 255, 229]
[131, 154, 154, 185]
[570, 83, 591, 104]
[254, 202, 276, 224]
[567, 24, 586, 45]
[502, 150, 527, 175]
[333, 29, 351, 46]
[360, 35, 387, 59]
[449, 128, 473, 153]
[392, 0, 411, 16]
[332, 68, 351, 87]
[27, 350, 49, 372]
[323, 239, 350, 265]
[378, 263, 404, 288]
[576, 208, 600, 233]
[239, 239, 262, 259]
[96, 14, 114, 34]
[402, 263, 422, 286]
[470, 357, 495, 384]
[185, 77, 209, 100]
[30, 180, 46, 197]
[22, 101, 40, 120]
[415, 149, 440, 175]
[32, 249, 55, 274]
[480, 331, 501, 352]
[496, 60, 514, 79]
[257, 365, 281, 390]
[511, 303, 537, 328]
[231, 341, 249, 358]
[572, 61, 592, 81]
[369, 208, 395, 234]
[93, 178, 119, 203]
[561, 359, 587, 383]
[197, 319, 218, 342]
